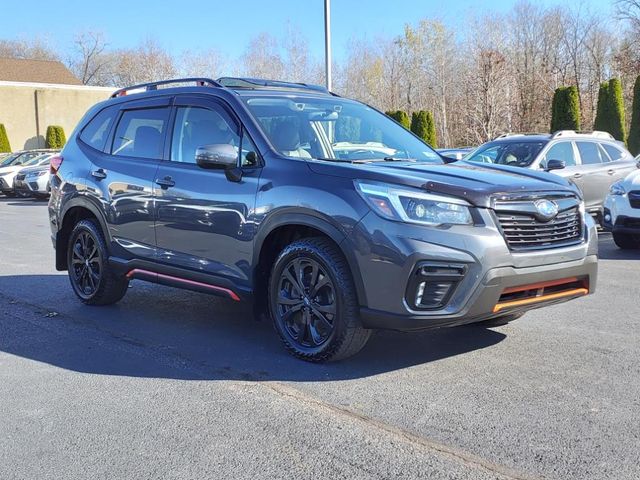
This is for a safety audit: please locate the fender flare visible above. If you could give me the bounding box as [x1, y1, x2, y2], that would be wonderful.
[55, 194, 111, 270]
[253, 209, 368, 307]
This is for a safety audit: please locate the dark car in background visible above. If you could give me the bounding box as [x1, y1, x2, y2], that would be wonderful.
[464, 131, 637, 222]
[48, 77, 598, 362]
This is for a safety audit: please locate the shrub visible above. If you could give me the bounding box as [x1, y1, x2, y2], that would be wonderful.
[550, 86, 580, 132]
[0, 123, 11, 153]
[628, 75, 640, 155]
[45, 125, 67, 149]
[594, 79, 626, 142]
[411, 110, 437, 147]
[386, 110, 410, 130]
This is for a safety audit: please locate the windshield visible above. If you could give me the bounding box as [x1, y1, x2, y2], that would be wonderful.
[1, 153, 18, 166]
[242, 96, 442, 163]
[465, 141, 546, 167]
[24, 154, 51, 166]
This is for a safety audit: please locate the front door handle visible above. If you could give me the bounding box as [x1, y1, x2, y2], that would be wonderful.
[155, 176, 175, 189]
[573, 173, 583, 178]
[91, 168, 107, 180]
[607, 169, 615, 175]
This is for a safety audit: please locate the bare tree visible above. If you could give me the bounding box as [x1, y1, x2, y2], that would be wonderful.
[241, 33, 285, 79]
[67, 31, 111, 85]
[0, 38, 58, 61]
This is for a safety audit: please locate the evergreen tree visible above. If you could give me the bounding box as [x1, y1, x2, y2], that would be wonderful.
[550, 86, 581, 132]
[594, 82, 610, 134]
[411, 110, 437, 147]
[386, 110, 410, 129]
[607, 78, 626, 143]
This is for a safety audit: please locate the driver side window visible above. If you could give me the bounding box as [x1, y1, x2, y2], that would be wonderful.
[170, 106, 240, 164]
[543, 142, 576, 167]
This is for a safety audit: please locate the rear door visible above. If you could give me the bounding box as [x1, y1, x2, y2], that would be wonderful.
[153, 95, 262, 287]
[574, 141, 611, 211]
[600, 142, 637, 184]
[84, 97, 171, 261]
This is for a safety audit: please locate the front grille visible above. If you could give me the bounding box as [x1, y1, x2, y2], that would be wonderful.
[629, 191, 640, 209]
[494, 197, 583, 251]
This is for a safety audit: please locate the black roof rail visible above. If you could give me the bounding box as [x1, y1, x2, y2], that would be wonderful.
[111, 77, 223, 98]
[216, 77, 333, 95]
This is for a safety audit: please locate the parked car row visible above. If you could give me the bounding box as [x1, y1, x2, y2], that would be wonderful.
[0, 149, 59, 198]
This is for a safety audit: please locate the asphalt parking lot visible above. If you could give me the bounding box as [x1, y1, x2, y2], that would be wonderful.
[1, 197, 639, 480]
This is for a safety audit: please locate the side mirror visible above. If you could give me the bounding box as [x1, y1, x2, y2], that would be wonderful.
[545, 159, 566, 172]
[195, 144, 238, 169]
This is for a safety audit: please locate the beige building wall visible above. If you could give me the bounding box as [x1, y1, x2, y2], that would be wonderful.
[0, 81, 114, 150]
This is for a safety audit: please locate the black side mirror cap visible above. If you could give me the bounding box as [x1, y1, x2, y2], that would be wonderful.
[545, 159, 566, 171]
[195, 144, 238, 169]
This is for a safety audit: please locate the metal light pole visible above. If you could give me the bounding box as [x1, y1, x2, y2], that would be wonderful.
[324, 0, 332, 91]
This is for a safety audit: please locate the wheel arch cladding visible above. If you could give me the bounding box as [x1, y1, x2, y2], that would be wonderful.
[56, 201, 108, 271]
[253, 215, 368, 315]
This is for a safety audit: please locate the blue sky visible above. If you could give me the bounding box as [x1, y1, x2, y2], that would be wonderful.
[3, 0, 612, 63]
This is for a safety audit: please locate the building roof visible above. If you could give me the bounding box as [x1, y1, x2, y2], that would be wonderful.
[0, 57, 81, 85]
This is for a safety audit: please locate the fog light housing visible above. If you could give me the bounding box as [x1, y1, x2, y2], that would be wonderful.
[405, 263, 467, 310]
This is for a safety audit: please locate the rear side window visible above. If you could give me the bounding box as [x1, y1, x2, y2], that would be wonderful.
[543, 142, 576, 167]
[576, 141, 605, 165]
[80, 107, 117, 152]
[602, 143, 624, 161]
[111, 108, 169, 159]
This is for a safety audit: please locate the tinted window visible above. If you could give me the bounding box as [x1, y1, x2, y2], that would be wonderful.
[465, 141, 545, 167]
[576, 141, 605, 165]
[543, 142, 576, 167]
[80, 107, 117, 151]
[602, 143, 623, 161]
[112, 108, 169, 159]
[170, 106, 239, 164]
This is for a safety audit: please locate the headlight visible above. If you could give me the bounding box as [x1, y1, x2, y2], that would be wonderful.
[355, 180, 473, 226]
[27, 170, 48, 178]
[609, 181, 626, 196]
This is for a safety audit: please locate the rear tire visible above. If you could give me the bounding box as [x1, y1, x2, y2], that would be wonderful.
[67, 219, 129, 305]
[269, 237, 371, 362]
[613, 232, 638, 250]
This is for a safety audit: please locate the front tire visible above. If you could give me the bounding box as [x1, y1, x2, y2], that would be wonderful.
[613, 232, 638, 250]
[67, 219, 129, 305]
[269, 237, 371, 362]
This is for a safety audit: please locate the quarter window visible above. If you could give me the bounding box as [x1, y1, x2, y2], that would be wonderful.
[543, 142, 576, 167]
[576, 141, 605, 165]
[80, 106, 117, 152]
[111, 108, 169, 159]
[602, 143, 623, 161]
[170, 106, 240, 164]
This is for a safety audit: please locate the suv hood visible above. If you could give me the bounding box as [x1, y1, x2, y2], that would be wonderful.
[19, 164, 49, 175]
[308, 160, 580, 208]
[621, 168, 640, 189]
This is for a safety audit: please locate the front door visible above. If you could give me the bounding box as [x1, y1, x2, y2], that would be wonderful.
[153, 96, 262, 288]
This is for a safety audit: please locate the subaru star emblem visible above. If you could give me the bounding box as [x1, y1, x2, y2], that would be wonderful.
[534, 199, 559, 221]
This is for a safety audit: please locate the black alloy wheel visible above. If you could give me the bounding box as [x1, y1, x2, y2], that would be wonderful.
[276, 257, 337, 348]
[70, 230, 102, 299]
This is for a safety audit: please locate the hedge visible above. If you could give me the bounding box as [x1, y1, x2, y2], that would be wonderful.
[628, 75, 640, 155]
[0, 124, 10, 153]
[594, 79, 626, 142]
[385, 110, 411, 130]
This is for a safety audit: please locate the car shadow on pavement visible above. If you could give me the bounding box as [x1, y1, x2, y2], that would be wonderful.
[596, 233, 640, 260]
[0, 274, 506, 382]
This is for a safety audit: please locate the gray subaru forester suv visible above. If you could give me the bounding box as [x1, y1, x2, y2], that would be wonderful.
[48, 77, 598, 362]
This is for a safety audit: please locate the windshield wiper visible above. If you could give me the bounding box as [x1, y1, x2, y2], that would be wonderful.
[383, 157, 417, 162]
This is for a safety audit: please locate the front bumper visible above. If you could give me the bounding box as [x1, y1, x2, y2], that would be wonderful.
[603, 194, 640, 234]
[348, 209, 598, 331]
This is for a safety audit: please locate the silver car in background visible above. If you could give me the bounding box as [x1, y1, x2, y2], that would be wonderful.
[464, 130, 637, 223]
[13, 153, 57, 198]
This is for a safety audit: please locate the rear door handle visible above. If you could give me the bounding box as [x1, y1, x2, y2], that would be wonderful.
[91, 168, 107, 180]
[573, 173, 583, 178]
[607, 169, 615, 175]
[155, 176, 175, 188]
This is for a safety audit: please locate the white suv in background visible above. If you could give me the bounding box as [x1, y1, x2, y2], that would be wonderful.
[604, 162, 640, 249]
